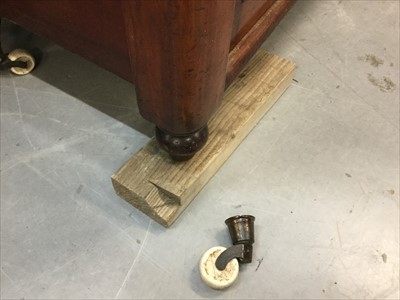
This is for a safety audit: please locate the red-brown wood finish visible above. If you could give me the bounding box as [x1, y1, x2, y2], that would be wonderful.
[226, 0, 295, 87]
[124, 0, 235, 135]
[230, 0, 276, 50]
[0, 0, 295, 160]
[0, 0, 133, 81]
[122, 0, 237, 160]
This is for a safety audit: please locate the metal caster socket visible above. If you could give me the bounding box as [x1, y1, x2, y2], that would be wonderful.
[199, 215, 256, 289]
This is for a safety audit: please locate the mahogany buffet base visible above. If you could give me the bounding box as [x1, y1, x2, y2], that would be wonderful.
[0, 0, 294, 160]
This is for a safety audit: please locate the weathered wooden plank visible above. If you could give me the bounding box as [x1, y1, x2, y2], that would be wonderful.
[112, 50, 296, 227]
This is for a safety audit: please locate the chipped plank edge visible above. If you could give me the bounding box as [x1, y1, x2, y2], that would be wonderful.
[112, 51, 296, 227]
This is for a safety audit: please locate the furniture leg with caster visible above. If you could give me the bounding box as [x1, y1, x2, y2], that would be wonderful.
[1, 0, 295, 159]
[1, 1, 296, 226]
[0, 19, 36, 75]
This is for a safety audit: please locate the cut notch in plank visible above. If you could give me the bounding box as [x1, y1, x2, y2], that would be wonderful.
[112, 50, 296, 227]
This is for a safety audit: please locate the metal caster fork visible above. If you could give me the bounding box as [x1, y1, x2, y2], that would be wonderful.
[199, 215, 256, 289]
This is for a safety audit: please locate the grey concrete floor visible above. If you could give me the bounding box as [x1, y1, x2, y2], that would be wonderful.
[0, 1, 399, 299]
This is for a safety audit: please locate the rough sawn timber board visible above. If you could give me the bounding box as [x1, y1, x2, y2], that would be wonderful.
[112, 50, 295, 227]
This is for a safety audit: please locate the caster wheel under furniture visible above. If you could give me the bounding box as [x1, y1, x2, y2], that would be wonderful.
[7, 48, 36, 75]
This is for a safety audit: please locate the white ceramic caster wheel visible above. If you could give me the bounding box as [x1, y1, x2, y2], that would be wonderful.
[8, 49, 35, 75]
[199, 246, 239, 290]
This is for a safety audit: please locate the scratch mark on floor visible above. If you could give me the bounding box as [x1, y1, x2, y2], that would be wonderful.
[255, 258, 264, 272]
[142, 250, 172, 275]
[11, 78, 35, 149]
[358, 182, 368, 196]
[1, 269, 20, 293]
[336, 222, 343, 248]
[114, 220, 151, 299]
[248, 164, 259, 175]
[291, 83, 325, 95]
[0, 160, 25, 174]
[26, 163, 61, 192]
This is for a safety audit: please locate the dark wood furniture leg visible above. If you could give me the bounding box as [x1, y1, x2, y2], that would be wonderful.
[1, 0, 294, 160]
[123, 1, 235, 160]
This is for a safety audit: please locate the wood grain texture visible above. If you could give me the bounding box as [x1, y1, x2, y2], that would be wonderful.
[112, 51, 295, 227]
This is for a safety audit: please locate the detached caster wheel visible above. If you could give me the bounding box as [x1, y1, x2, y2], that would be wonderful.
[8, 48, 35, 75]
[198, 216, 256, 290]
[199, 246, 239, 289]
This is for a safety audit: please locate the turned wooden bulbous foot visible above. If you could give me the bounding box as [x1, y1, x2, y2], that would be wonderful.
[155, 126, 209, 161]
